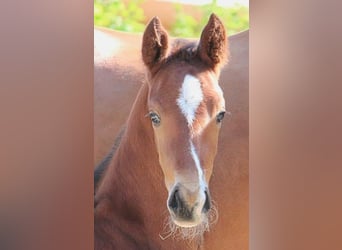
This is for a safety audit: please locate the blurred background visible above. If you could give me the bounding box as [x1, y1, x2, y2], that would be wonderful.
[94, 0, 249, 37]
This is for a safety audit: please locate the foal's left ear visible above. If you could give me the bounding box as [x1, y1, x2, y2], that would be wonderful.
[142, 16, 169, 71]
[198, 14, 228, 69]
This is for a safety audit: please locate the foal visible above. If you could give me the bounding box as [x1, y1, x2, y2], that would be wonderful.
[95, 14, 228, 249]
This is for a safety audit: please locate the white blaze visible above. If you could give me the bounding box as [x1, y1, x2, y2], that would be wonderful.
[176, 75, 206, 190]
[176, 74, 203, 125]
[190, 141, 206, 190]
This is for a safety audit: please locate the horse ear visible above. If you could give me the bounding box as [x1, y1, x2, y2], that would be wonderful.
[198, 14, 228, 68]
[142, 16, 169, 70]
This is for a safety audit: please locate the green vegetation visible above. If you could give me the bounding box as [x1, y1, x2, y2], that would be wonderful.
[94, 0, 145, 32]
[94, 0, 249, 37]
[172, 2, 249, 37]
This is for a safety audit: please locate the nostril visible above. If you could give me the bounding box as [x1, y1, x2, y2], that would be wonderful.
[168, 189, 179, 210]
[203, 190, 211, 212]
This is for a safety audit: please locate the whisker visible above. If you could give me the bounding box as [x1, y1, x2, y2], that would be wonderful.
[159, 202, 219, 242]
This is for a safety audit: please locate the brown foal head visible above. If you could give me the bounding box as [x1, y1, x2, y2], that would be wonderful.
[142, 14, 228, 228]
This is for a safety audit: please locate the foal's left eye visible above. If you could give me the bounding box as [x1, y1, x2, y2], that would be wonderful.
[148, 112, 161, 126]
[216, 111, 226, 123]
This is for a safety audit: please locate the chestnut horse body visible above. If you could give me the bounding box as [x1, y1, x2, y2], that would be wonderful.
[94, 16, 248, 250]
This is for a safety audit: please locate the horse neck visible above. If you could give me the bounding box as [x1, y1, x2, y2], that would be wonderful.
[95, 83, 166, 224]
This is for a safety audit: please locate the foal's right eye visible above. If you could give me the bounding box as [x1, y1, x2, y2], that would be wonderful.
[148, 112, 161, 126]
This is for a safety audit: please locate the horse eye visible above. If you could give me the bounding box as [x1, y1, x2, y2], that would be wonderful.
[216, 111, 226, 123]
[149, 112, 161, 126]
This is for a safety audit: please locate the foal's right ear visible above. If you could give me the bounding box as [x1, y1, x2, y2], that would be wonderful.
[142, 17, 169, 71]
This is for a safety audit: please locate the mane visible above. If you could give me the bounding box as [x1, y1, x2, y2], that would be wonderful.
[167, 39, 199, 63]
[94, 126, 126, 194]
